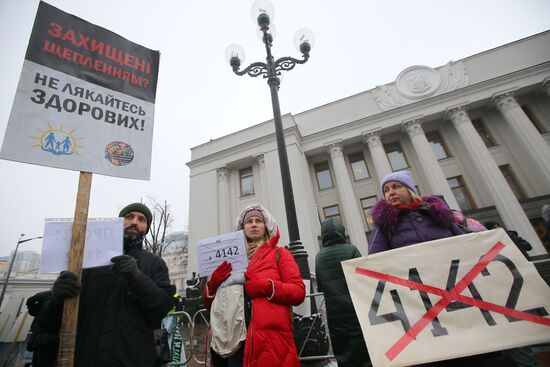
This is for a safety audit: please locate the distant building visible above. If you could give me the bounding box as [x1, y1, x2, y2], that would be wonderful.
[187, 31, 550, 275]
[13, 250, 41, 273]
[162, 230, 189, 292]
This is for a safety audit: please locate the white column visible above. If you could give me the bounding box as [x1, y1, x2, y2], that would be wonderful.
[327, 142, 369, 251]
[402, 119, 459, 209]
[254, 154, 270, 208]
[493, 91, 550, 184]
[362, 130, 393, 181]
[447, 106, 546, 255]
[216, 167, 232, 233]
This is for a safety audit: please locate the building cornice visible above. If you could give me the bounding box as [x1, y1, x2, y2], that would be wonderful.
[300, 62, 550, 150]
[187, 125, 302, 171]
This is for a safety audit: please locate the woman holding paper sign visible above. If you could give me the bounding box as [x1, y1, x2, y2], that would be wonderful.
[203, 203, 305, 367]
[369, 171, 514, 366]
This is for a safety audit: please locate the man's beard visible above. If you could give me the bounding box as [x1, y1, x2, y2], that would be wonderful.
[124, 227, 146, 242]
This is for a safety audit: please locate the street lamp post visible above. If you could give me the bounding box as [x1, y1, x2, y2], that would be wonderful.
[0, 234, 43, 310]
[225, 0, 315, 279]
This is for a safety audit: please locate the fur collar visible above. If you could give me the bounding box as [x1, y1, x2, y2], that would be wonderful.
[372, 195, 454, 232]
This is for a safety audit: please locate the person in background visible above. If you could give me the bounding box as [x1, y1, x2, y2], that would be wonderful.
[543, 205, 550, 244]
[369, 171, 514, 366]
[174, 293, 184, 312]
[25, 290, 57, 367]
[315, 217, 371, 367]
[543, 205, 550, 229]
[203, 203, 305, 367]
[484, 221, 533, 260]
[37, 202, 175, 367]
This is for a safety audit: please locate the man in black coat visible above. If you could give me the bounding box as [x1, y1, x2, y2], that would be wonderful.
[38, 203, 175, 367]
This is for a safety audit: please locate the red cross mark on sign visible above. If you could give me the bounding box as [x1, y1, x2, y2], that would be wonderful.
[355, 241, 550, 361]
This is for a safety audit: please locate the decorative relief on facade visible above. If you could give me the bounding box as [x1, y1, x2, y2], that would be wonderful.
[372, 61, 469, 111]
[216, 166, 231, 180]
[397, 66, 441, 99]
[493, 92, 518, 113]
[327, 142, 344, 159]
[402, 120, 424, 138]
[362, 131, 383, 148]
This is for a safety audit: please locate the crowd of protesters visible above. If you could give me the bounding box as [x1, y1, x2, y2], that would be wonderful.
[21, 173, 548, 367]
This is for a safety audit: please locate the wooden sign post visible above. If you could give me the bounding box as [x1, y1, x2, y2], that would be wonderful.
[57, 172, 92, 367]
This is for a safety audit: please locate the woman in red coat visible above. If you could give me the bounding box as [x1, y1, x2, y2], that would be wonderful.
[203, 204, 306, 367]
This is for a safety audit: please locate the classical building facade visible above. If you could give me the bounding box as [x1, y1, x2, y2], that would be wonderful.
[162, 230, 189, 292]
[187, 31, 550, 275]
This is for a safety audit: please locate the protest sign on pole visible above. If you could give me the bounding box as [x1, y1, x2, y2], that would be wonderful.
[0, 1, 159, 179]
[342, 229, 550, 367]
[0, 2, 160, 366]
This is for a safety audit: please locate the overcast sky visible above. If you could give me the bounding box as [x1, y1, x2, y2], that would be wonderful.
[1, 0, 549, 257]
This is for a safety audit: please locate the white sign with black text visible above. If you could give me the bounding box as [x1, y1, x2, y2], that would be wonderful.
[342, 229, 550, 367]
[197, 230, 248, 278]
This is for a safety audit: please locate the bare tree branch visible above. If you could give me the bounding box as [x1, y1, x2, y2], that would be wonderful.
[143, 198, 175, 256]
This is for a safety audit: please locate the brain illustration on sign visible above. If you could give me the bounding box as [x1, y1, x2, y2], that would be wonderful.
[31, 124, 83, 156]
[105, 141, 134, 166]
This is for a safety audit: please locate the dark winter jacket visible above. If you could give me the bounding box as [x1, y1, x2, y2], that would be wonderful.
[38, 240, 175, 367]
[506, 230, 532, 259]
[369, 195, 463, 254]
[26, 291, 58, 367]
[315, 218, 371, 367]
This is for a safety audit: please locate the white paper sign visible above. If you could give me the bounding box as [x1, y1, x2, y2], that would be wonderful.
[197, 230, 248, 278]
[40, 218, 123, 272]
[342, 229, 550, 367]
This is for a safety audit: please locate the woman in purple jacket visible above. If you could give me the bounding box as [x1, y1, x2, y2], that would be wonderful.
[369, 170, 463, 254]
[368, 171, 514, 367]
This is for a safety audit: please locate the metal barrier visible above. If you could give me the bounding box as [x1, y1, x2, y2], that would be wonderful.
[191, 309, 210, 365]
[165, 293, 337, 366]
[297, 292, 335, 362]
[165, 310, 193, 366]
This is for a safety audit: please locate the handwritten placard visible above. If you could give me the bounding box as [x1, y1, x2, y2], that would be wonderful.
[40, 218, 123, 272]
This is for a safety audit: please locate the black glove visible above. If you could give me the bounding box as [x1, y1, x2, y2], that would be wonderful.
[110, 255, 140, 282]
[52, 272, 81, 301]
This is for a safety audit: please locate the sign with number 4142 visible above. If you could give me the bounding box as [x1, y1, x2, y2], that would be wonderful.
[197, 230, 248, 278]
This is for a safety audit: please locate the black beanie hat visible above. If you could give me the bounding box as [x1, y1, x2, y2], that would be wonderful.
[119, 202, 152, 232]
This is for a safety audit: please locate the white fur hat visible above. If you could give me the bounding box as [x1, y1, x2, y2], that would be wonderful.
[234, 203, 277, 237]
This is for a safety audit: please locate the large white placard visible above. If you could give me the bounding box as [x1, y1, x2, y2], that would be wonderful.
[0, 62, 155, 179]
[197, 230, 248, 278]
[342, 229, 550, 367]
[0, 2, 159, 180]
[40, 218, 123, 272]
